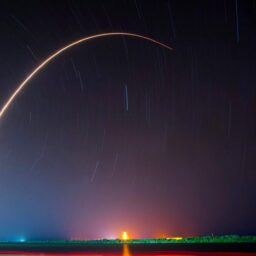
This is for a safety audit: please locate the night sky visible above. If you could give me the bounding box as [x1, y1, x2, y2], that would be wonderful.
[0, 0, 256, 241]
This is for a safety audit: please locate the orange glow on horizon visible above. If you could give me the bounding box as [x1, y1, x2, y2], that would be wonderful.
[122, 231, 129, 241]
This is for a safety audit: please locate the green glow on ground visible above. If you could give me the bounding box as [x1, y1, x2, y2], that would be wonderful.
[1, 235, 256, 244]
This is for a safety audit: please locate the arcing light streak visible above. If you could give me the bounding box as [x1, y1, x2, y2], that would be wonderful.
[0, 32, 172, 119]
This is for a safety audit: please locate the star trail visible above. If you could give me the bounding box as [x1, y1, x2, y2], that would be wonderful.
[0, 0, 255, 241]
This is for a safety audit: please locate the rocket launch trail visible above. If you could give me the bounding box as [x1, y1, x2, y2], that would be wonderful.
[0, 32, 172, 120]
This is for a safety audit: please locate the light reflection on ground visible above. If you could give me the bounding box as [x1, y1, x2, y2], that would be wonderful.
[1, 244, 256, 256]
[1, 252, 256, 256]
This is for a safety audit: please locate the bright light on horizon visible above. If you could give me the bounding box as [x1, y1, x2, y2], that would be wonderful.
[17, 237, 26, 242]
[166, 237, 183, 240]
[122, 231, 129, 241]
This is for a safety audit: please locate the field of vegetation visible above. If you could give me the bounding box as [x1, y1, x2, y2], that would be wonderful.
[1, 235, 255, 244]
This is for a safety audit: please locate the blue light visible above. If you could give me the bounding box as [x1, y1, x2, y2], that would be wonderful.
[17, 237, 26, 242]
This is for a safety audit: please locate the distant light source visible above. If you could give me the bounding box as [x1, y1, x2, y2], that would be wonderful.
[166, 237, 183, 240]
[17, 237, 26, 242]
[122, 231, 129, 241]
